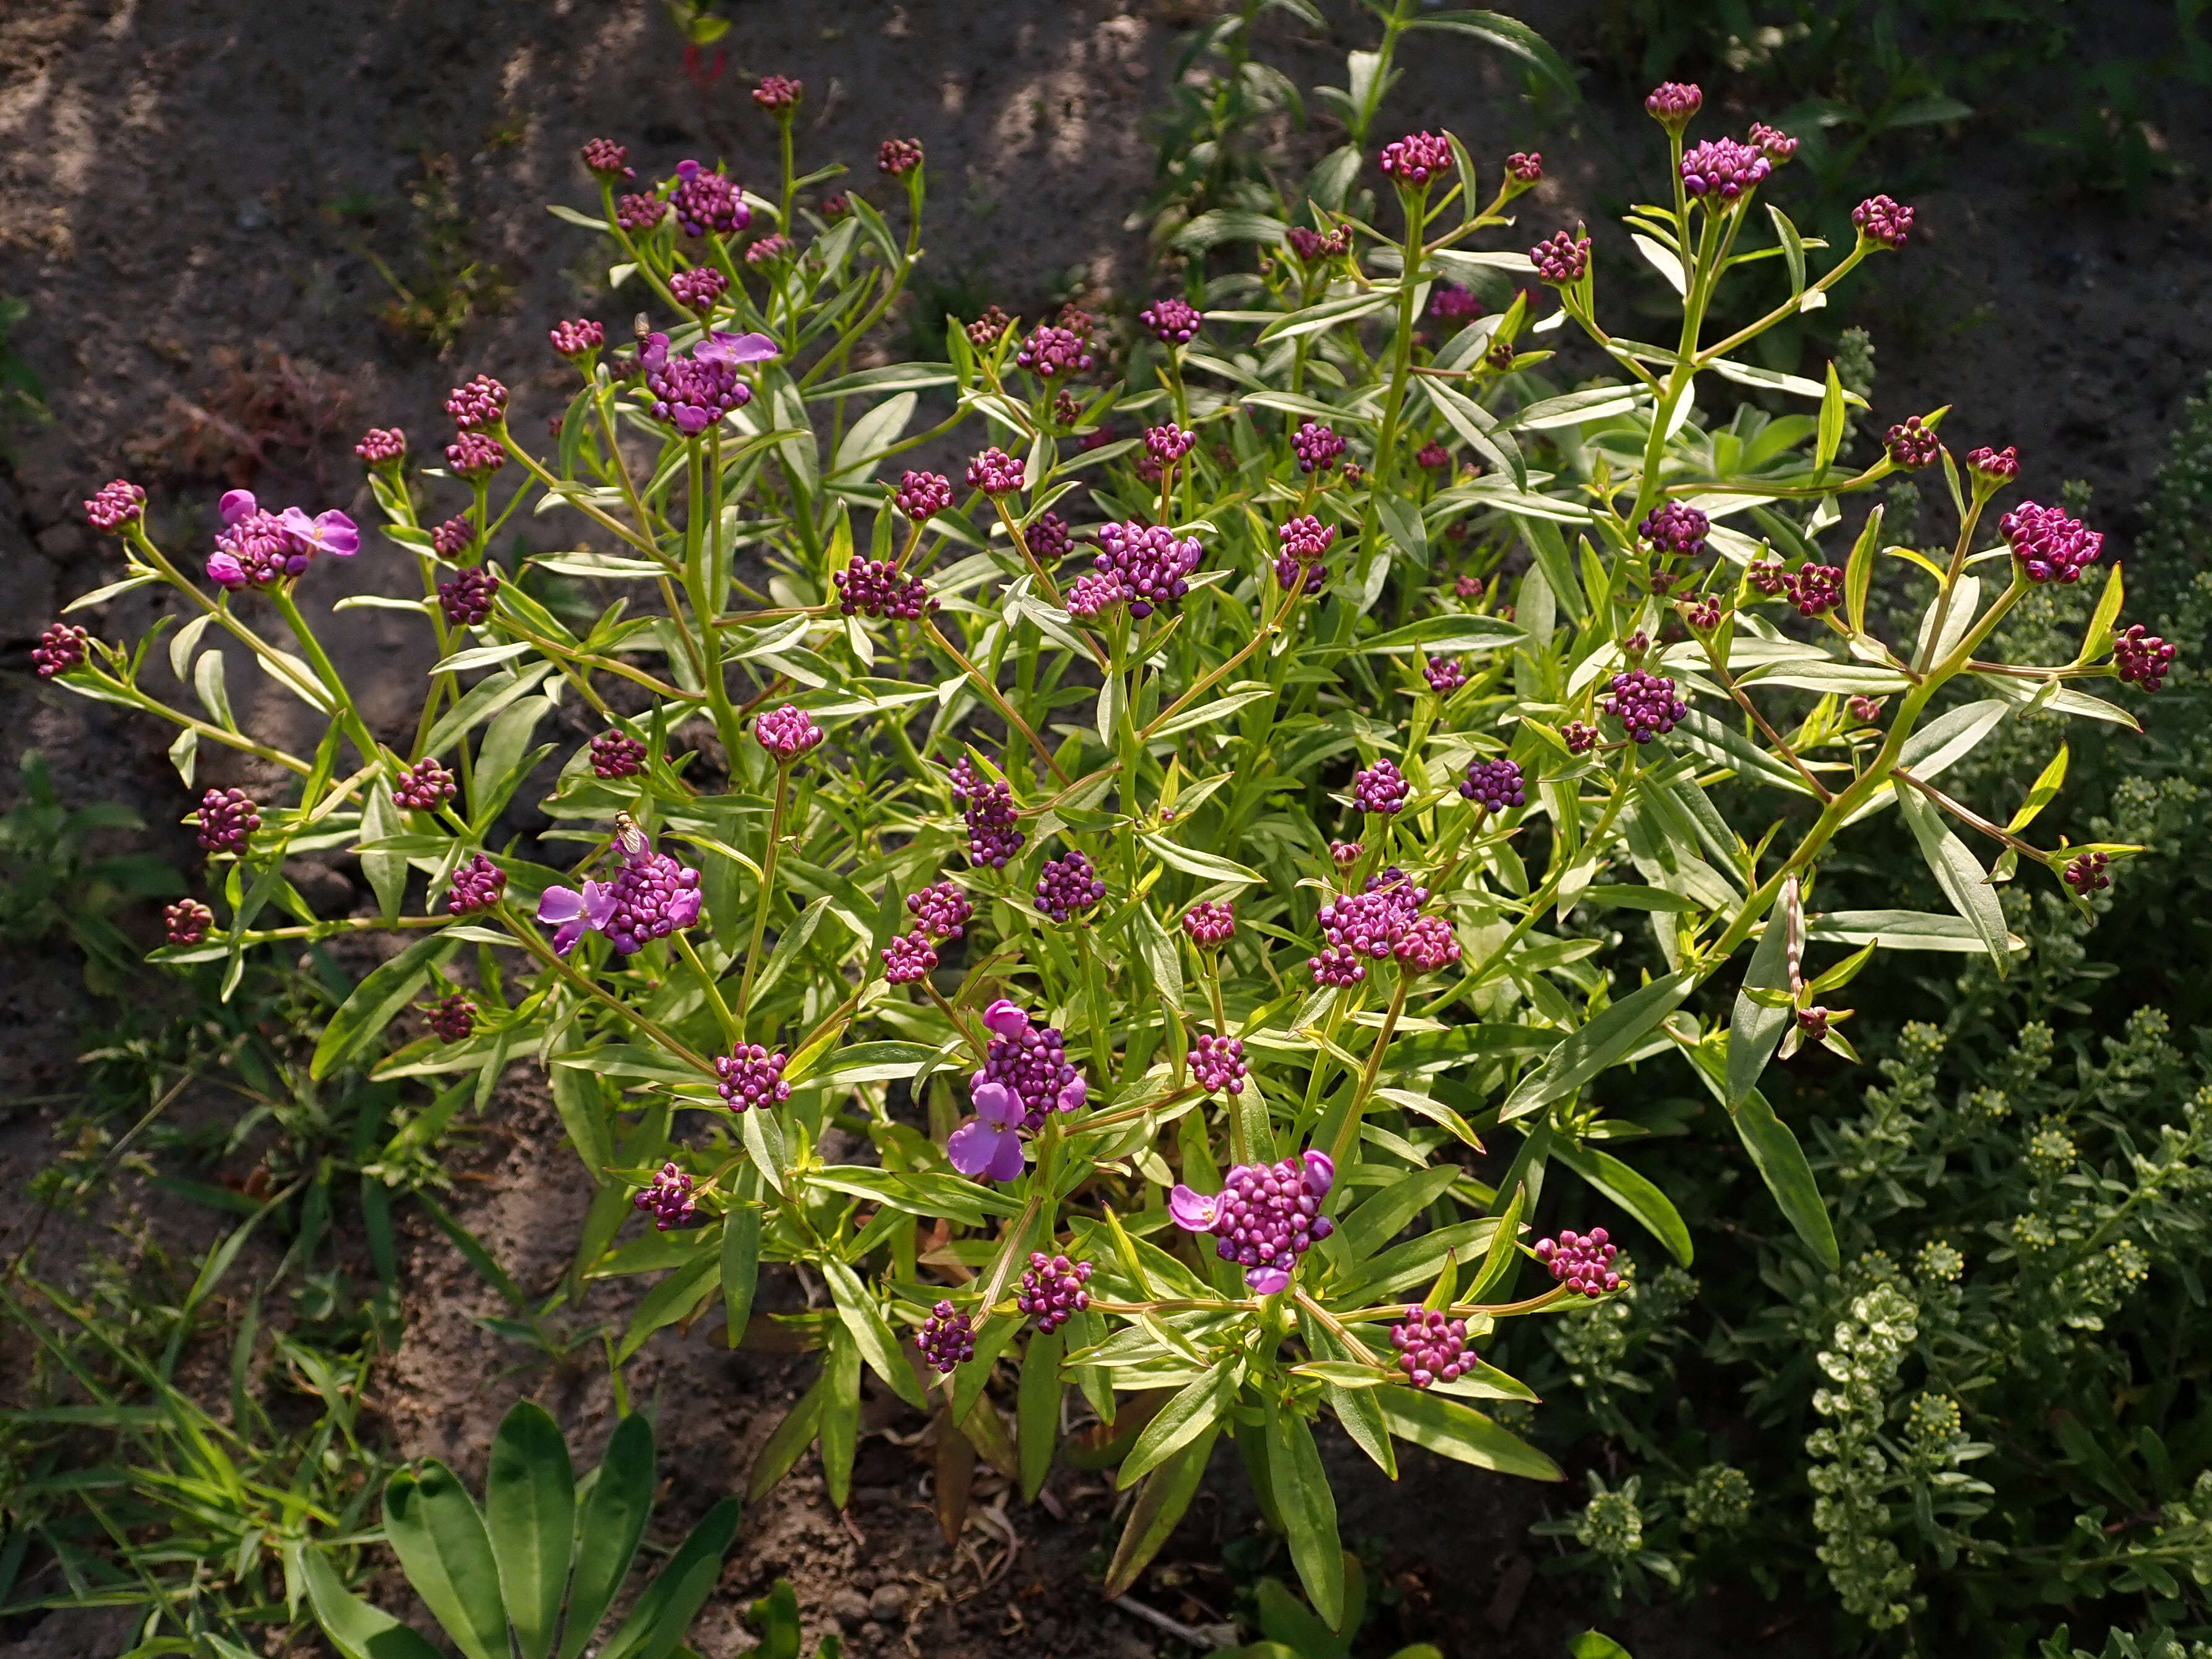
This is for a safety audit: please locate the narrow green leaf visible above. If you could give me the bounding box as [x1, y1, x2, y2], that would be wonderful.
[1465, 1183, 1525, 1304]
[1102, 1425, 1222, 1597]
[1266, 1403, 1344, 1629]
[748, 1373, 828, 1503]
[1815, 362, 1845, 472]
[301, 1546, 447, 1659]
[485, 1402, 575, 1659]
[1732, 1091, 1839, 1270]
[721, 1206, 761, 1350]
[1375, 1391, 1562, 1481]
[382, 1465, 508, 1659]
[1118, 1362, 1237, 1488]
[1339, 1166, 1462, 1262]
[559, 1415, 656, 1659]
[821, 1259, 928, 1408]
[1767, 203, 1806, 296]
[311, 933, 460, 1080]
[594, 1496, 739, 1659]
[1406, 10, 1579, 99]
[617, 1253, 721, 1363]
[1898, 788, 2010, 974]
[1844, 504, 1883, 637]
[1017, 1330, 1065, 1502]
[2077, 560, 2125, 665]
[1726, 901, 1795, 1105]
[2005, 744, 2070, 834]
[818, 1331, 863, 1511]
[1501, 971, 1697, 1120]
[1551, 1141, 1692, 1266]
[1138, 833, 1262, 886]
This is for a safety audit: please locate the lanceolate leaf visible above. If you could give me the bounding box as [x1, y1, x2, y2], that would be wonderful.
[1727, 900, 1796, 1105]
[1551, 1141, 1692, 1266]
[382, 1464, 509, 1659]
[559, 1415, 656, 1659]
[1118, 1361, 1238, 1487]
[1375, 1390, 1562, 1481]
[1266, 1400, 1345, 1629]
[1898, 787, 2011, 974]
[1502, 971, 1697, 1120]
[1104, 1425, 1222, 1597]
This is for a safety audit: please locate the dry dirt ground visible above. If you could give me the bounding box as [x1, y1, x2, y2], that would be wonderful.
[2, 1, 2210, 1656]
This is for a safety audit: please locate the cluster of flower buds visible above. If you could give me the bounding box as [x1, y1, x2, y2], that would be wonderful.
[1292, 421, 1346, 474]
[2000, 502, 2104, 585]
[1424, 656, 1467, 693]
[1034, 849, 1106, 923]
[1644, 81, 1702, 132]
[1885, 416, 1940, 468]
[1531, 230, 1592, 285]
[755, 703, 824, 762]
[447, 852, 508, 915]
[1017, 1253, 1092, 1332]
[1429, 283, 1483, 322]
[1640, 502, 1710, 559]
[1506, 150, 1543, 184]
[1417, 442, 1451, 471]
[196, 787, 260, 855]
[1603, 670, 1688, 742]
[1563, 719, 1600, 754]
[878, 137, 924, 177]
[880, 931, 938, 984]
[164, 898, 213, 946]
[1190, 1032, 1248, 1095]
[1853, 194, 1915, 249]
[84, 478, 148, 529]
[1182, 899, 1236, 947]
[616, 192, 666, 231]
[2064, 851, 2111, 894]
[207, 490, 359, 589]
[669, 266, 729, 311]
[906, 879, 972, 940]
[425, 993, 475, 1044]
[1015, 325, 1094, 379]
[634, 1163, 698, 1231]
[1352, 757, 1409, 816]
[1314, 870, 1432, 969]
[1967, 445, 2020, 484]
[1680, 137, 1771, 200]
[431, 517, 474, 558]
[1285, 224, 1352, 262]
[1536, 1227, 1624, 1297]
[893, 469, 953, 523]
[2114, 625, 2176, 692]
[30, 623, 87, 679]
[752, 74, 802, 113]
[1787, 563, 1846, 618]
[1379, 131, 1453, 186]
[394, 758, 457, 811]
[671, 159, 748, 236]
[439, 565, 500, 627]
[602, 828, 703, 952]
[967, 447, 1025, 495]
[716, 1044, 791, 1112]
[1092, 521, 1203, 617]
[834, 558, 935, 620]
[977, 1000, 1084, 1128]
[1141, 296, 1203, 345]
[581, 138, 633, 181]
[1275, 515, 1335, 593]
[1144, 422, 1196, 466]
[964, 305, 1013, 348]
[1170, 1150, 1335, 1293]
[959, 769, 1024, 868]
[917, 1301, 974, 1372]
[445, 375, 508, 431]
[1392, 1306, 1478, 1388]
[1460, 758, 1526, 812]
[1748, 122, 1799, 163]
[591, 731, 649, 778]
[640, 329, 773, 434]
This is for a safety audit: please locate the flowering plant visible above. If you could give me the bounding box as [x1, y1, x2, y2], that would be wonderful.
[38, 74, 2167, 1625]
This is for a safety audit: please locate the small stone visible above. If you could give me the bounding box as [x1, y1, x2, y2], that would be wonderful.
[830, 1589, 870, 1629]
[868, 1584, 909, 1621]
[36, 524, 85, 560]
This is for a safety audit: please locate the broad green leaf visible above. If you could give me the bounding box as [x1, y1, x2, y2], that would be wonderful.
[1119, 1361, 1237, 1487]
[423, 664, 556, 758]
[485, 1402, 575, 1659]
[1551, 1141, 1691, 1266]
[1103, 1424, 1222, 1596]
[1266, 1401, 1344, 1629]
[311, 933, 460, 1080]
[1375, 1390, 1562, 1481]
[721, 1206, 761, 1350]
[1807, 909, 2009, 952]
[1172, 208, 1289, 253]
[1145, 684, 1277, 741]
[1898, 788, 2010, 974]
[1425, 377, 1527, 492]
[194, 648, 236, 731]
[818, 1331, 862, 1510]
[1501, 971, 1696, 1120]
[559, 1415, 656, 1659]
[594, 1496, 739, 1659]
[1018, 1330, 1064, 1502]
[383, 1465, 508, 1659]
[1898, 697, 2010, 782]
[821, 1259, 928, 1408]
[301, 1547, 447, 1659]
[829, 390, 917, 481]
[1569, 1634, 1635, 1659]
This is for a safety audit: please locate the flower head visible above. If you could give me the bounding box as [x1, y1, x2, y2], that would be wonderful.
[1531, 230, 1591, 285]
[1379, 131, 1454, 187]
[755, 703, 823, 762]
[589, 731, 649, 779]
[744, 233, 791, 268]
[1506, 150, 1543, 184]
[1852, 194, 1915, 249]
[1639, 501, 1708, 557]
[30, 622, 87, 679]
[1417, 442, 1451, 471]
[669, 265, 729, 311]
[716, 1044, 790, 1112]
[974, 1001, 1086, 1128]
[2114, 625, 2176, 693]
[1093, 521, 1203, 618]
[835, 558, 935, 620]
[534, 820, 700, 954]
[878, 137, 925, 177]
[1966, 445, 2020, 483]
[196, 787, 260, 855]
[84, 478, 147, 530]
[1034, 849, 1106, 924]
[445, 375, 508, 431]
[1291, 421, 1345, 474]
[670, 160, 749, 237]
[447, 852, 508, 915]
[1140, 296, 1203, 346]
[1392, 1306, 1477, 1387]
[638, 330, 768, 435]
[394, 758, 457, 812]
[1563, 719, 1600, 755]
[1680, 137, 1771, 201]
[1430, 283, 1483, 322]
[445, 432, 507, 480]
[581, 138, 633, 181]
[881, 930, 938, 984]
[1460, 757, 1525, 812]
[1285, 224, 1352, 262]
[1423, 656, 1468, 693]
[1748, 122, 1799, 162]
[438, 565, 499, 627]
[1787, 563, 1845, 617]
[917, 1301, 974, 1372]
[2000, 501, 2103, 585]
[164, 898, 213, 946]
[1018, 1253, 1092, 1332]
[634, 1162, 697, 1230]
[1170, 1151, 1335, 1293]
[2064, 851, 2112, 894]
[964, 305, 1013, 348]
[1603, 670, 1687, 742]
[948, 1078, 1027, 1182]
[966, 447, 1026, 495]
[424, 992, 475, 1044]
[1352, 757, 1409, 816]
[1183, 899, 1236, 947]
[1885, 416, 1940, 468]
[1275, 514, 1335, 593]
[1014, 325, 1094, 379]
[1395, 914, 1462, 974]
[1144, 422, 1197, 465]
[906, 880, 973, 940]
[616, 193, 667, 231]
[1644, 81, 1703, 132]
[1191, 1032, 1247, 1095]
[894, 469, 954, 521]
[1535, 1227, 1624, 1297]
[752, 74, 802, 113]
[962, 771, 1025, 868]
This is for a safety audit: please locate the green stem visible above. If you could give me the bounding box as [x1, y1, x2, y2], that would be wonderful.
[732, 763, 792, 1041]
[268, 588, 382, 769]
[1326, 975, 1409, 1168]
[675, 931, 740, 1048]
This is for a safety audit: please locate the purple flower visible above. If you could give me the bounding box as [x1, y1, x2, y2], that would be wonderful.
[439, 565, 500, 626]
[1639, 501, 1708, 557]
[1291, 421, 1345, 474]
[2114, 625, 2176, 692]
[966, 447, 1025, 495]
[1170, 1151, 1335, 1293]
[394, 758, 456, 811]
[205, 492, 301, 589]
[878, 137, 924, 177]
[639, 330, 771, 435]
[1417, 442, 1451, 471]
[670, 160, 749, 238]
[534, 820, 700, 954]
[1535, 1227, 1624, 1297]
[1191, 1032, 1246, 1095]
[716, 1044, 790, 1112]
[1183, 899, 1236, 947]
[1423, 656, 1467, 693]
[581, 138, 633, 181]
[447, 852, 508, 915]
[974, 999, 1086, 1128]
[1429, 284, 1483, 322]
[1460, 758, 1525, 812]
[30, 622, 87, 679]
[752, 74, 802, 113]
[1140, 296, 1203, 345]
[1392, 1306, 1477, 1388]
[1644, 81, 1703, 132]
[906, 880, 974, 940]
[755, 703, 824, 762]
[1275, 514, 1335, 593]
[1680, 137, 1771, 201]
[1015, 325, 1094, 379]
[84, 478, 147, 530]
[1603, 670, 1687, 743]
[1093, 521, 1203, 618]
[425, 992, 475, 1044]
[1317, 873, 1431, 961]
[1886, 416, 1940, 468]
[670, 265, 729, 311]
[445, 375, 508, 432]
[196, 787, 260, 855]
[1309, 944, 1366, 987]
[591, 731, 649, 778]
[917, 1300, 974, 1372]
[1749, 122, 1799, 163]
[1027, 510, 1073, 561]
[1379, 131, 1453, 186]
[1853, 194, 1915, 250]
[894, 469, 953, 521]
[1395, 914, 1461, 975]
[1531, 230, 1591, 285]
[445, 432, 507, 479]
[881, 930, 938, 984]
[1352, 757, 1409, 816]
[635, 1162, 698, 1231]
[1018, 1253, 1092, 1332]
[948, 1078, 1027, 1183]
[164, 898, 212, 946]
[615, 193, 667, 232]
[1065, 570, 1125, 619]
[353, 429, 406, 466]
[2002, 502, 2103, 585]
[551, 318, 605, 359]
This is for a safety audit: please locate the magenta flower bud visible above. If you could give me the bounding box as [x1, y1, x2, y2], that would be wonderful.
[633, 1162, 697, 1230]
[1849, 695, 1885, 723]
[1687, 596, 1723, 630]
[835, 558, 937, 620]
[1144, 422, 1197, 464]
[1535, 1227, 1625, 1297]
[1316, 869, 1434, 962]
[669, 160, 749, 237]
[1531, 230, 1592, 285]
[1017, 1253, 1092, 1333]
[1506, 150, 1543, 184]
[2000, 501, 2103, 585]
[1168, 1152, 1335, 1293]
[1423, 656, 1467, 693]
[588, 731, 649, 779]
[669, 265, 729, 311]
[1275, 513, 1336, 594]
[1680, 137, 1772, 201]
[1395, 914, 1462, 975]
[917, 1300, 974, 1373]
[1748, 557, 1788, 596]
[1460, 758, 1525, 812]
[964, 305, 1013, 348]
[1310, 943, 1365, 987]
[1393, 1305, 1477, 1388]
[962, 776, 1025, 869]
[2064, 851, 2111, 894]
[1183, 899, 1237, 947]
[1140, 296, 1204, 345]
[881, 930, 938, 985]
[755, 703, 824, 762]
[1967, 444, 2020, 482]
[438, 565, 500, 627]
[1014, 325, 1094, 379]
[1413, 442, 1449, 472]
[1639, 501, 1709, 557]
[1885, 416, 1940, 468]
[1287, 224, 1352, 262]
[581, 138, 634, 181]
[615, 192, 667, 232]
[966, 447, 1026, 495]
[424, 992, 475, 1044]
[445, 375, 508, 432]
[1749, 122, 1799, 163]
[1065, 570, 1124, 619]
[1034, 849, 1107, 924]
[2114, 625, 2176, 692]
[1852, 194, 1915, 249]
[1563, 720, 1600, 755]
[1603, 670, 1687, 743]
[1191, 1032, 1248, 1095]
[164, 898, 213, 946]
[446, 852, 508, 915]
[31, 622, 88, 679]
[1330, 839, 1363, 867]
[1352, 757, 1409, 816]
[1378, 131, 1454, 187]
[1093, 521, 1203, 618]
[894, 469, 954, 521]
[752, 74, 802, 113]
[445, 431, 506, 480]
[820, 192, 851, 220]
[906, 880, 974, 940]
[1644, 81, 1703, 132]
[1788, 563, 1845, 617]
[1429, 283, 1483, 322]
[1291, 421, 1346, 474]
[196, 787, 260, 855]
[428, 516, 473, 559]
[744, 233, 791, 268]
[84, 478, 147, 530]
[878, 137, 925, 177]
[716, 1044, 790, 1113]
[394, 758, 457, 811]
[1026, 510, 1073, 562]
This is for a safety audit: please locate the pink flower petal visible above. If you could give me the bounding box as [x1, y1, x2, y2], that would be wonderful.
[536, 886, 586, 924]
[1168, 1184, 1217, 1232]
[970, 1079, 1022, 1132]
[1301, 1149, 1335, 1196]
[982, 998, 1029, 1039]
[218, 489, 258, 526]
[1246, 1266, 1291, 1295]
[985, 1131, 1027, 1183]
[1056, 1074, 1087, 1113]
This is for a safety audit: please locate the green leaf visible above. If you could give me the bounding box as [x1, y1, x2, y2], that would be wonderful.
[1102, 1425, 1222, 1597]
[311, 932, 460, 1080]
[1551, 1141, 1692, 1266]
[1339, 1166, 1462, 1262]
[748, 1374, 828, 1503]
[1018, 1330, 1065, 1502]
[485, 1402, 575, 1659]
[821, 1259, 928, 1408]
[301, 1546, 447, 1659]
[1898, 697, 2011, 782]
[1374, 1391, 1562, 1480]
[1425, 377, 1527, 492]
[617, 1253, 721, 1363]
[2077, 560, 2125, 665]
[2005, 744, 2070, 834]
[360, 782, 406, 922]
[1172, 208, 1289, 254]
[818, 1331, 863, 1511]
[1144, 684, 1277, 742]
[1406, 11, 1579, 99]
[1501, 971, 1697, 1120]
[1465, 1183, 1525, 1304]
[382, 1464, 509, 1659]
[721, 1206, 761, 1350]
[1118, 1361, 1237, 1487]
[1898, 788, 2010, 974]
[1138, 833, 1263, 886]
[1815, 362, 1846, 472]
[559, 1415, 656, 1659]
[1845, 504, 1883, 636]
[1731, 1091, 1838, 1270]
[1726, 901, 1795, 1105]
[1766, 204, 1806, 296]
[423, 664, 556, 758]
[1569, 1634, 1635, 1659]
[1266, 1402, 1344, 1629]
[595, 1496, 739, 1659]
[1806, 909, 2005, 952]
